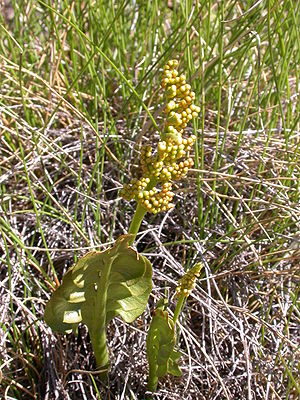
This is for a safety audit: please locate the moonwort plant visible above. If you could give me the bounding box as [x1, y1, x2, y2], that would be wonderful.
[44, 60, 200, 383]
[146, 263, 202, 392]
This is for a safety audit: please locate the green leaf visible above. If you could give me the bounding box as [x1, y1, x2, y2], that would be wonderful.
[146, 299, 182, 392]
[44, 234, 152, 368]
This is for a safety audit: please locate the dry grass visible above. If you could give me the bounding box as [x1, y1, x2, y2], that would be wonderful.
[1, 97, 299, 398]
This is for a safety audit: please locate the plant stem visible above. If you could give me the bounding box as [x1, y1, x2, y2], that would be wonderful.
[147, 371, 158, 393]
[173, 295, 186, 325]
[90, 327, 109, 369]
[128, 203, 147, 245]
[89, 246, 113, 379]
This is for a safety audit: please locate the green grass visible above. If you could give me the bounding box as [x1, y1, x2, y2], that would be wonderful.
[0, 0, 299, 399]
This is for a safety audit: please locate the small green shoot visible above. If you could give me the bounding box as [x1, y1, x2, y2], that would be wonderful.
[146, 299, 182, 392]
[146, 263, 202, 391]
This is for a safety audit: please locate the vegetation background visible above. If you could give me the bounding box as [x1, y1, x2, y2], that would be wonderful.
[0, 0, 299, 399]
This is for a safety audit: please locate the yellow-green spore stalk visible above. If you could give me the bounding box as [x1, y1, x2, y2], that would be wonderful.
[173, 262, 202, 324]
[175, 262, 202, 297]
[121, 60, 200, 216]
